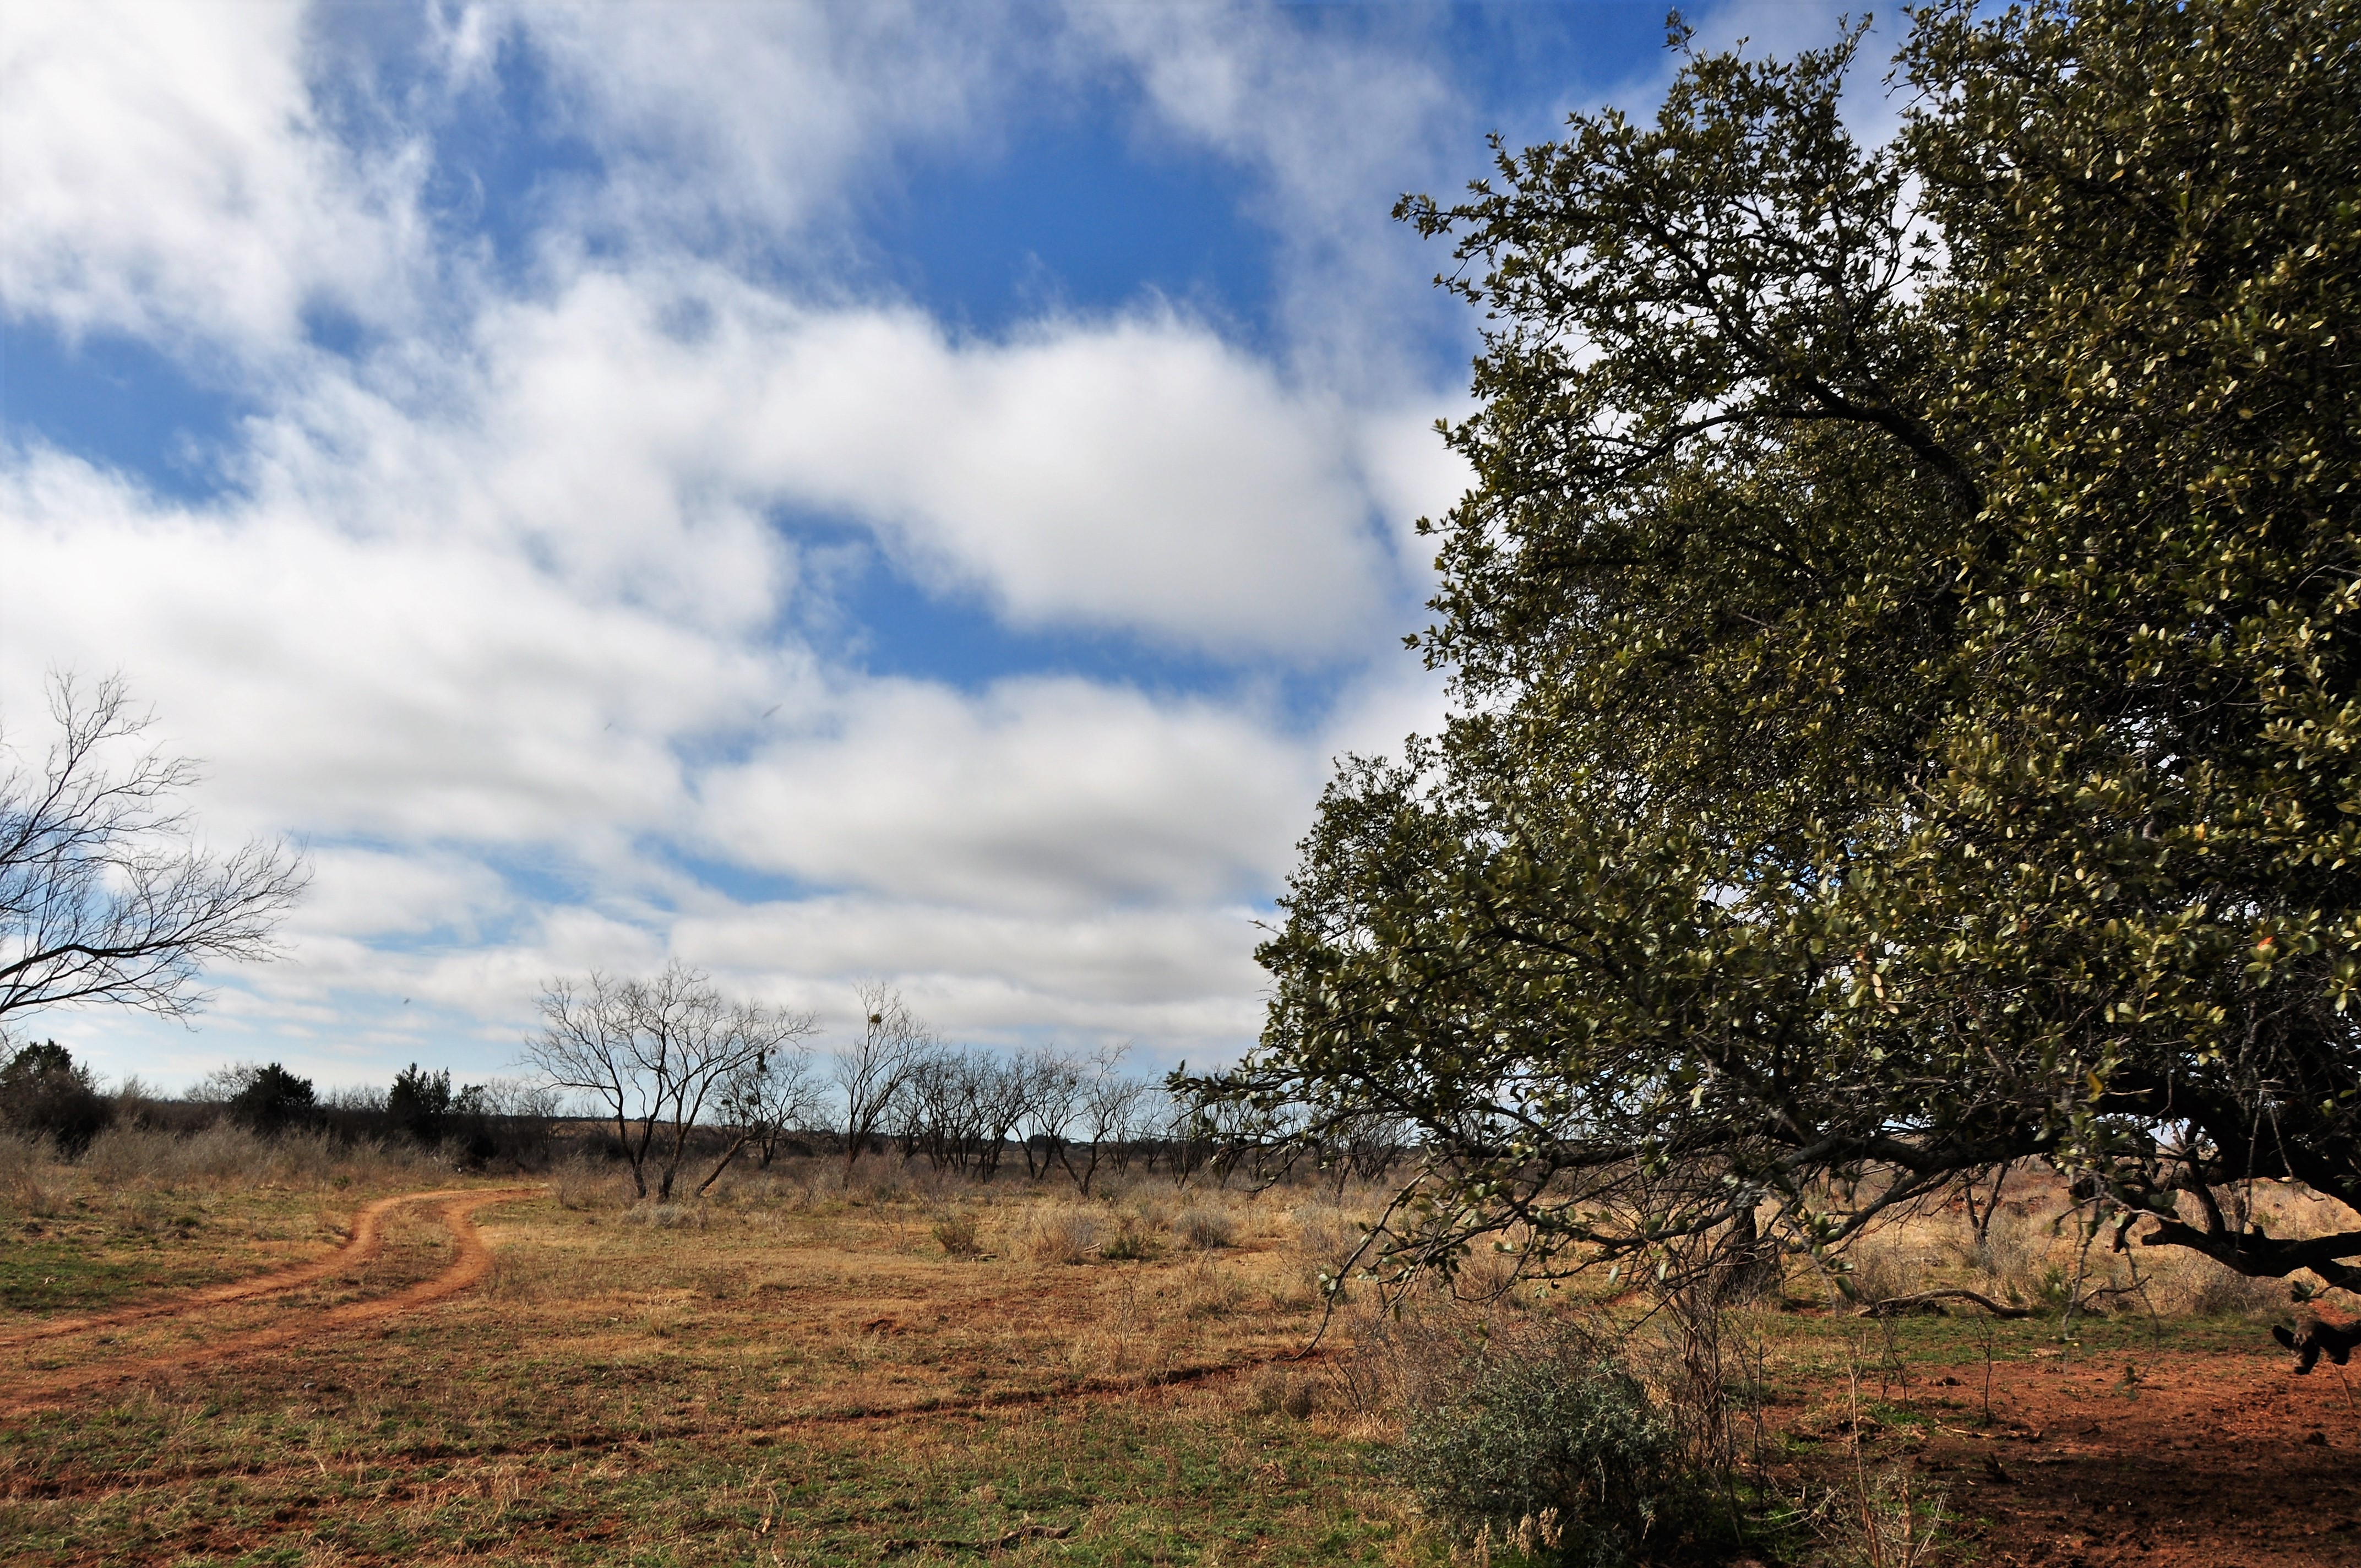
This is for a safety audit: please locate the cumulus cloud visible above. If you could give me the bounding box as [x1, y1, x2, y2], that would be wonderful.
[0, 0, 426, 355]
[0, 447, 784, 851]
[698, 676, 1320, 913]
[219, 270, 1401, 659]
[0, 0, 1549, 1088]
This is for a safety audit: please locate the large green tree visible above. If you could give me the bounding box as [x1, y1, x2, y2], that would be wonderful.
[1208, 0, 2361, 1299]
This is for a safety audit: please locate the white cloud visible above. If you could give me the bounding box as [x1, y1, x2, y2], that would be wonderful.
[499, 0, 1020, 251]
[296, 846, 514, 940]
[220, 270, 1401, 660]
[0, 0, 425, 355]
[0, 1, 1513, 1088]
[698, 676, 1319, 913]
[0, 447, 786, 850]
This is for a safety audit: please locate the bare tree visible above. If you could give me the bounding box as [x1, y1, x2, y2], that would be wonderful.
[1015, 1047, 1086, 1184]
[1073, 1059, 1147, 1195]
[1, 673, 308, 1030]
[833, 981, 926, 1184]
[525, 963, 808, 1201]
[716, 1021, 824, 1170]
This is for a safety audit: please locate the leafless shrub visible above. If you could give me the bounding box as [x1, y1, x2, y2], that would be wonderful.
[1813, 1462, 1959, 1568]
[1288, 1203, 1368, 1294]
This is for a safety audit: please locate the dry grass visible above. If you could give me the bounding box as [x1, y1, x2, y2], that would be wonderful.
[75, 1120, 447, 1192]
[3, 1164, 1429, 1564]
[1801, 1174, 2340, 1322]
[6, 1142, 2354, 1565]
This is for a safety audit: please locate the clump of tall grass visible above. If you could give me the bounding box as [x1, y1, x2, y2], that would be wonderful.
[1174, 1208, 1235, 1250]
[0, 1130, 55, 1216]
[932, 1209, 986, 1259]
[1024, 1206, 1101, 1265]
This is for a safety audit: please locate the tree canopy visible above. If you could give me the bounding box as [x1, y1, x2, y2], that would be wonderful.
[1203, 0, 2361, 1299]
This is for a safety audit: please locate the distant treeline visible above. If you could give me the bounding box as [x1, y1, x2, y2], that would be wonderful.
[0, 1037, 1411, 1192]
[0, 1042, 562, 1167]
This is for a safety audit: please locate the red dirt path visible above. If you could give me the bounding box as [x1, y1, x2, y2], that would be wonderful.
[0, 1187, 537, 1415]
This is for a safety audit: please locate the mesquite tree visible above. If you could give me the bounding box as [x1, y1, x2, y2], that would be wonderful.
[1196, 0, 2361, 1304]
[2, 673, 306, 1030]
[528, 963, 814, 1201]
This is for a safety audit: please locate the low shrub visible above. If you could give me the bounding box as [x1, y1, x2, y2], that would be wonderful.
[1174, 1209, 1235, 1250]
[1178, 1256, 1245, 1319]
[1242, 1364, 1311, 1417]
[1101, 1218, 1161, 1261]
[1387, 1337, 1689, 1567]
[1814, 1461, 1958, 1568]
[932, 1210, 985, 1259]
[1243, 1364, 1284, 1415]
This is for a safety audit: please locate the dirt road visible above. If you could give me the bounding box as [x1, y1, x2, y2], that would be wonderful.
[0, 1186, 536, 1415]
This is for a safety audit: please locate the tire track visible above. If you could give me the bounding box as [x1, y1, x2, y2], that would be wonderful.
[1, 1187, 538, 1415]
[0, 1186, 501, 1350]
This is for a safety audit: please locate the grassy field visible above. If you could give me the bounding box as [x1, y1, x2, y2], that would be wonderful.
[2, 1136, 2355, 1567]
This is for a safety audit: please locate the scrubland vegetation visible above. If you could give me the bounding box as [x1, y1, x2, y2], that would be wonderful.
[4, 1081, 2355, 1566]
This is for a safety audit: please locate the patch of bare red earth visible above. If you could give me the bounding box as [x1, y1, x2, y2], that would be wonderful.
[1796, 1350, 2360, 1567]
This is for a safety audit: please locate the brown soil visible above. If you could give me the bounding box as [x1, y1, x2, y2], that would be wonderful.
[0, 1186, 536, 1415]
[1785, 1348, 2361, 1567]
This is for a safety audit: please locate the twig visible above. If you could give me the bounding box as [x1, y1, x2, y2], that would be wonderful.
[882, 1523, 1073, 1555]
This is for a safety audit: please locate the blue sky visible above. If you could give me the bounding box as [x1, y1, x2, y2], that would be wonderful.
[1, 0, 1849, 1092]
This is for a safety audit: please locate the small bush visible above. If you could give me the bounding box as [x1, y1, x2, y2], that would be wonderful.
[1101, 1218, 1161, 1261]
[1175, 1209, 1235, 1250]
[1389, 1343, 1685, 1567]
[1026, 1208, 1100, 1265]
[1178, 1256, 1245, 1319]
[933, 1210, 985, 1260]
[1243, 1364, 1290, 1415]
